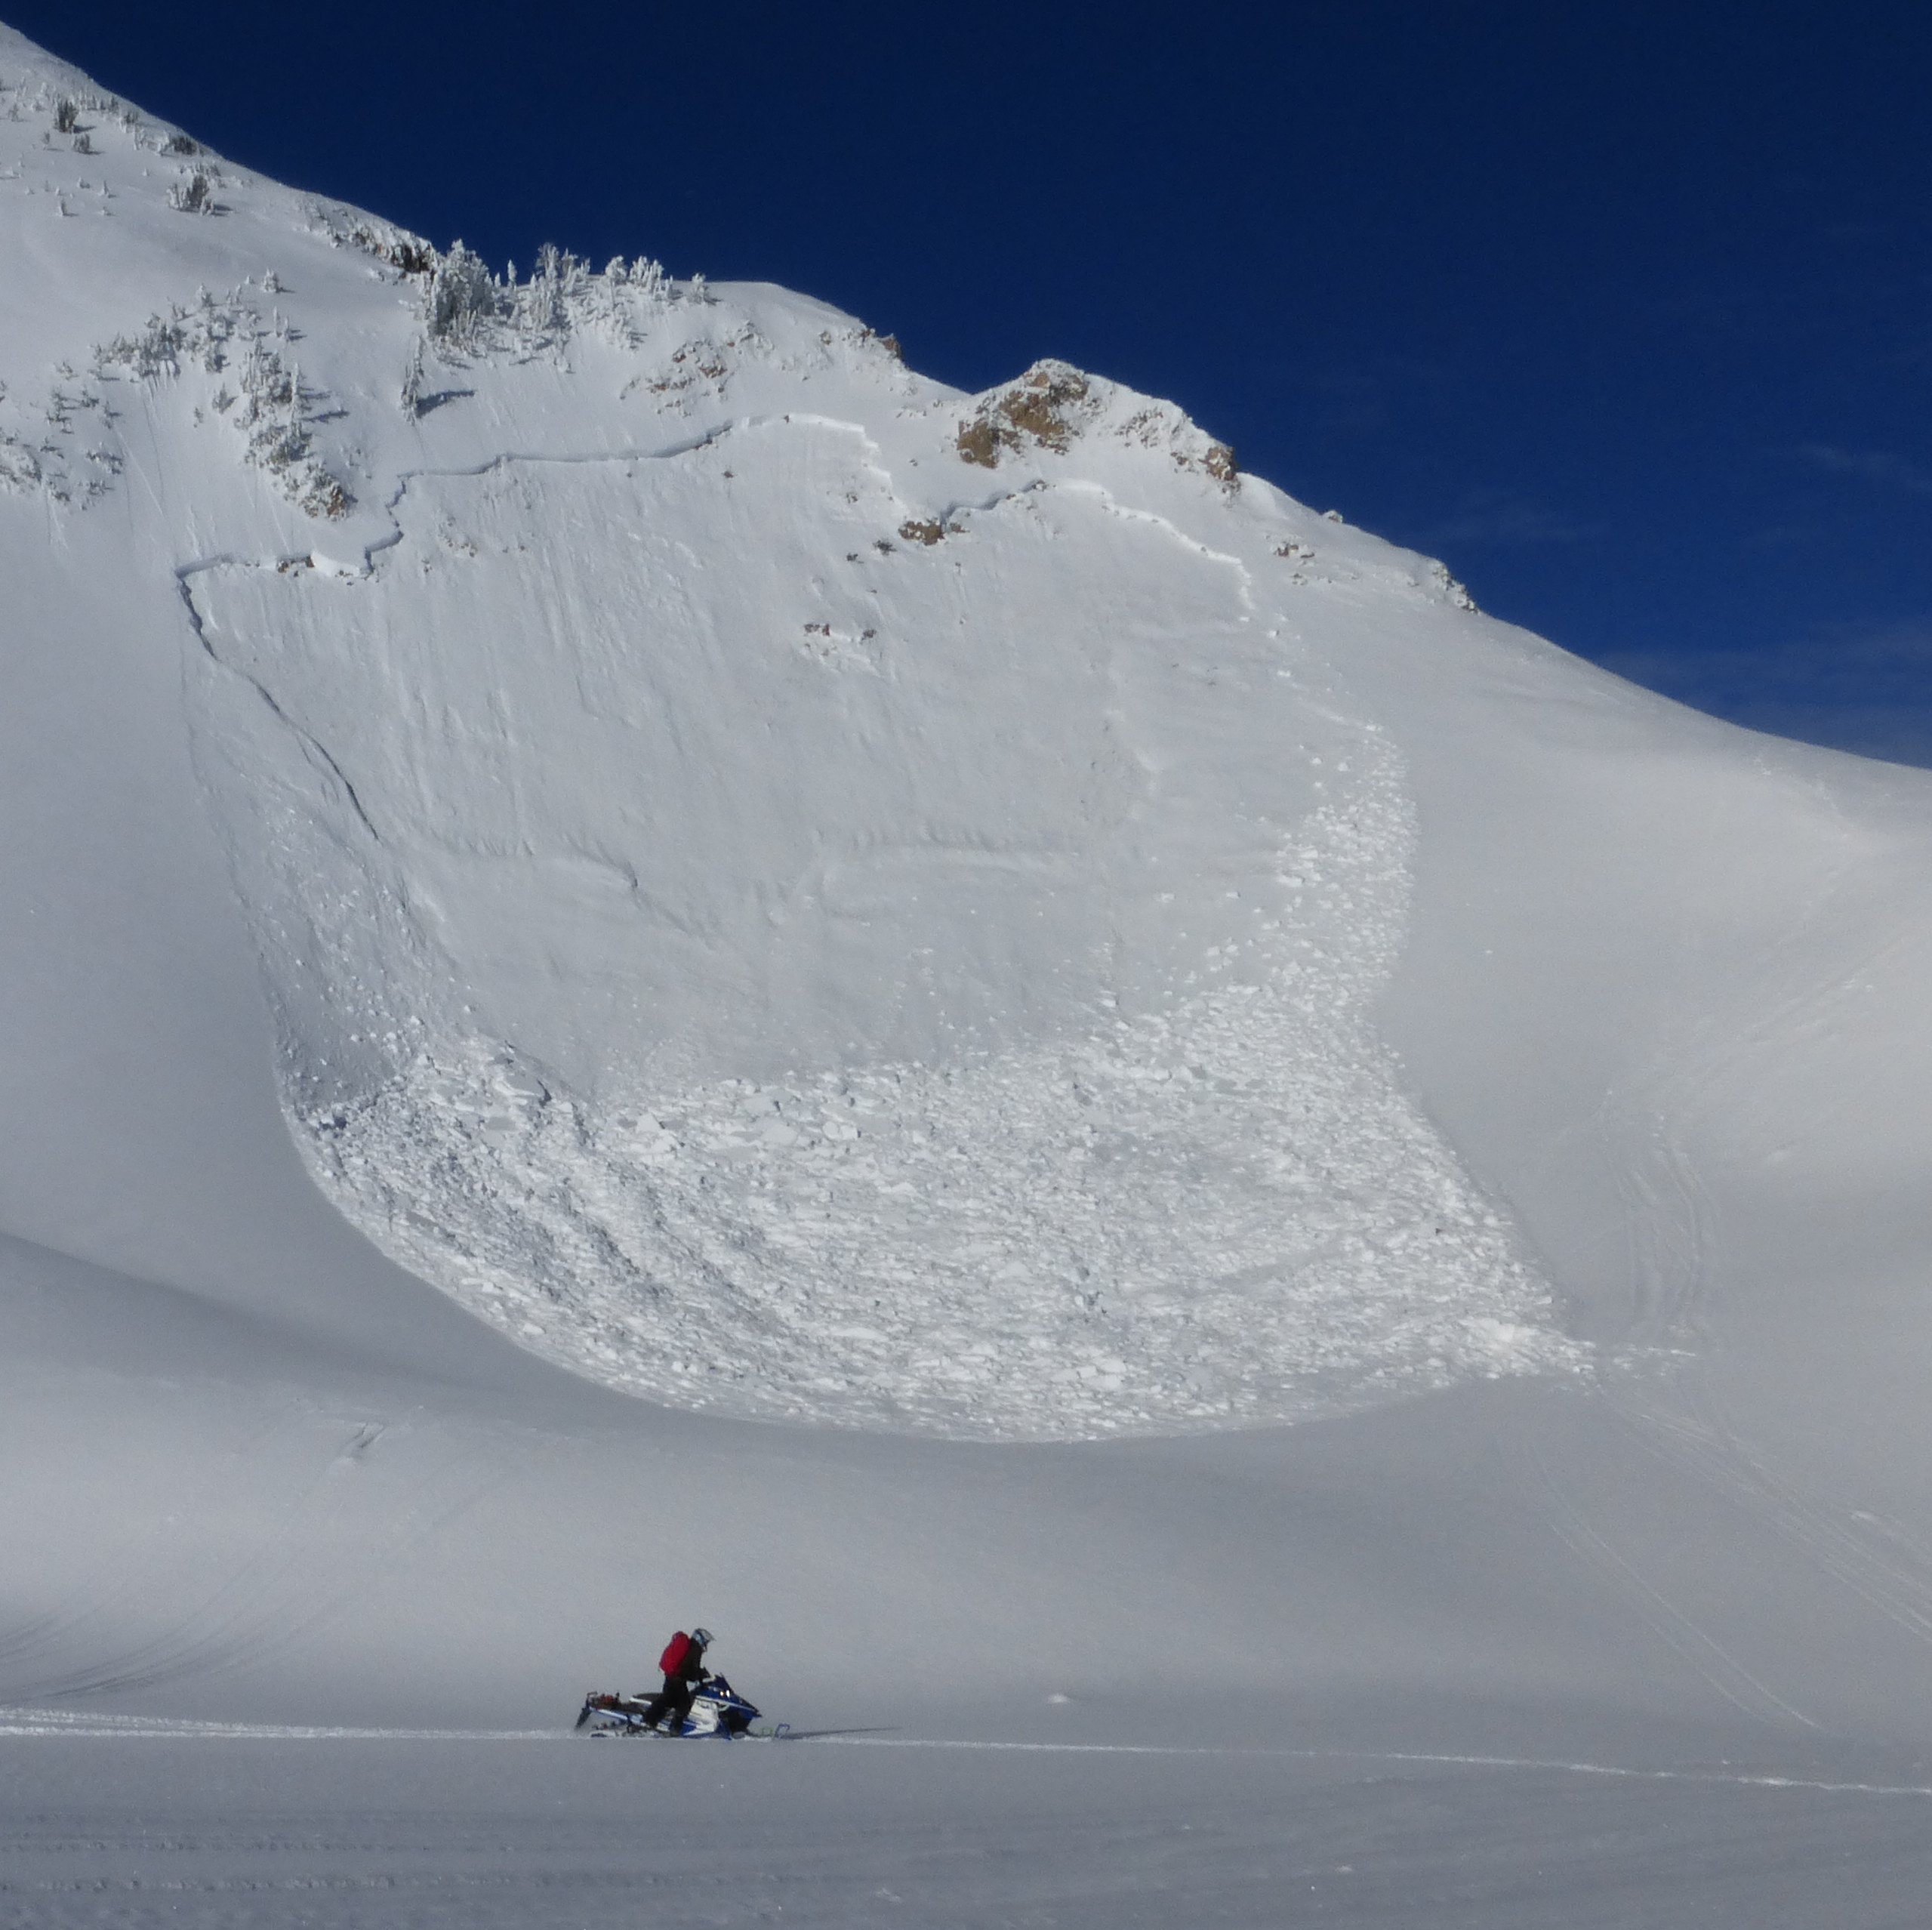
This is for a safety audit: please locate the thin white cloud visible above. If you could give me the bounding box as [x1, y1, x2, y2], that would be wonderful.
[1798, 445, 1932, 495]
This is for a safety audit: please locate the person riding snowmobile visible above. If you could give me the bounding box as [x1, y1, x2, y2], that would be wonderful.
[639, 1626, 713, 1734]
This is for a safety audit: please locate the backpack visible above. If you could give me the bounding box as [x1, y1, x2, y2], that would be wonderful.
[658, 1630, 693, 1677]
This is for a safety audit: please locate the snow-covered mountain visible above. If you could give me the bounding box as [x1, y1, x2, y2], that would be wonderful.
[1, 29, 1585, 1442]
[8, 14, 1932, 1833]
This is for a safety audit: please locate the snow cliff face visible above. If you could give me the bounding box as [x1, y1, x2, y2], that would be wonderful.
[0, 31, 1575, 1437]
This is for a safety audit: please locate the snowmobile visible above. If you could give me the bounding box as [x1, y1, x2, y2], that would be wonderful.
[574, 1673, 769, 1738]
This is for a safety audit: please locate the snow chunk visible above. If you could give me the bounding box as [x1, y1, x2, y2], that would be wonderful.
[290, 756, 1577, 1440]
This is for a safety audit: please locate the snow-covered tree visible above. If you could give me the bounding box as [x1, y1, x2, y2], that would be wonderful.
[427, 242, 497, 343]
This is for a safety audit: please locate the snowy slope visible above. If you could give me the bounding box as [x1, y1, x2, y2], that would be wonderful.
[0, 31, 1579, 1441]
[9, 18, 1932, 1826]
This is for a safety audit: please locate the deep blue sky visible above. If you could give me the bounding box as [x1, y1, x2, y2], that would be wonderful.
[17, 2, 1932, 762]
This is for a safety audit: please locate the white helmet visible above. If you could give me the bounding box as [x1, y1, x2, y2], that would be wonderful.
[691, 1626, 714, 1648]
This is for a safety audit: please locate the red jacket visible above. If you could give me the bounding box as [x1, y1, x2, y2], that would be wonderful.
[658, 1631, 707, 1684]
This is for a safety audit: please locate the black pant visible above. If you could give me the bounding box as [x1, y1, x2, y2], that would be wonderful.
[640, 1673, 698, 1732]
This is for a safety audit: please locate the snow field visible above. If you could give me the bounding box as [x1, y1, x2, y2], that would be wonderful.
[7, 1729, 1932, 1930]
